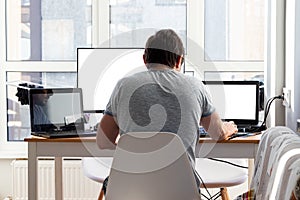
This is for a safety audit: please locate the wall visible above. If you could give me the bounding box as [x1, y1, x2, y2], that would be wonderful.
[0, 159, 13, 199]
[265, 0, 286, 127]
[285, 0, 300, 131]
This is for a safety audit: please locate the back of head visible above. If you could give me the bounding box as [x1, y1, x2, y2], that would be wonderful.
[144, 29, 185, 68]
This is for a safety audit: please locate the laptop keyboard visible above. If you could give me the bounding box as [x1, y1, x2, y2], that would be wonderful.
[34, 130, 96, 138]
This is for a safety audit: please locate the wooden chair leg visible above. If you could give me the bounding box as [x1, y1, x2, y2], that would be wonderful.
[98, 186, 105, 200]
[220, 187, 230, 200]
[98, 176, 109, 200]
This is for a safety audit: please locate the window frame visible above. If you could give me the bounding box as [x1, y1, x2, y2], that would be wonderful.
[98, 1, 264, 73]
[185, 0, 264, 76]
[0, 1, 78, 156]
[0, 0, 264, 157]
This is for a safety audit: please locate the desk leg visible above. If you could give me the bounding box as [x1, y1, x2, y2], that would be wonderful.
[248, 159, 254, 188]
[248, 143, 258, 188]
[28, 142, 38, 200]
[55, 157, 63, 200]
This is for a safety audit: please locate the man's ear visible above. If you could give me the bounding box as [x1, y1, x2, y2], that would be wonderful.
[175, 56, 183, 72]
[143, 54, 146, 64]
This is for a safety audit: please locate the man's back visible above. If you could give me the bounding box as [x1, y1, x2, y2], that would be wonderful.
[106, 68, 214, 164]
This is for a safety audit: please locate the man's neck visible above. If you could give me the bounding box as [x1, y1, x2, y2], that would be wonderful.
[147, 63, 173, 70]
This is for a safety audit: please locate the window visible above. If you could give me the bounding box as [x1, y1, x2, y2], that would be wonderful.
[109, 0, 187, 48]
[1, 0, 265, 147]
[204, 0, 265, 61]
[155, 0, 186, 5]
[203, 71, 264, 82]
[6, 0, 92, 61]
[184, 0, 264, 80]
[6, 72, 77, 141]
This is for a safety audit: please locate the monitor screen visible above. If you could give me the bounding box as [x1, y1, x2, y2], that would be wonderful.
[77, 48, 146, 110]
[203, 81, 259, 126]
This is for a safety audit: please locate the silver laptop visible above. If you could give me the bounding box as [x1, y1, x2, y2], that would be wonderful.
[29, 88, 96, 138]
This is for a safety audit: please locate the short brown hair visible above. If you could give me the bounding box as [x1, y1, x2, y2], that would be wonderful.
[144, 29, 185, 68]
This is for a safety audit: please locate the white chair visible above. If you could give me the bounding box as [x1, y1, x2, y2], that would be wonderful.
[104, 132, 201, 200]
[233, 126, 299, 200]
[82, 157, 112, 183]
[83, 133, 248, 200]
[275, 150, 300, 200]
[263, 134, 300, 199]
[195, 158, 248, 200]
[250, 126, 297, 198]
[81, 157, 112, 199]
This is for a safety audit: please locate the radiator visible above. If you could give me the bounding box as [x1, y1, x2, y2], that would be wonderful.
[11, 159, 100, 200]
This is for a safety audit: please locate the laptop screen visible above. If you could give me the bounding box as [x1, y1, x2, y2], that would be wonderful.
[203, 81, 259, 126]
[29, 88, 84, 132]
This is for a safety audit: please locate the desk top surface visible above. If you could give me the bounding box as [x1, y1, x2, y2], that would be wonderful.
[25, 133, 261, 144]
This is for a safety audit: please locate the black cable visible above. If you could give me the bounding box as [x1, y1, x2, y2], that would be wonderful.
[263, 95, 283, 127]
[208, 158, 248, 169]
[196, 158, 247, 200]
[249, 94, 284, 133]
[195, 170, 212, 200]
[201, 193, 210, 200]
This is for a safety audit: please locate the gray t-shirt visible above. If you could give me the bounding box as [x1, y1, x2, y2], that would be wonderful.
[105, 68, 215, 186]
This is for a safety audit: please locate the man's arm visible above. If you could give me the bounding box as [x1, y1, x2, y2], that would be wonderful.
[96, 114, 119, 149]
[200, 112, 237, 141]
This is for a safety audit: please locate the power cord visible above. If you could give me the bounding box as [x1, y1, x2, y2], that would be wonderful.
[264, 94, 284, 123]
[195, 170, 212, 200]
[208, 158, 248, 169]
[196, 158, 248, 200]
[249, 94, 284, 133]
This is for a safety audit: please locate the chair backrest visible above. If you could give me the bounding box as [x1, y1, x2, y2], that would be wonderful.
[275, 151, 300, 200]
[259, 134, 300, 198]
[265, 147, 300, 199]
[265, 135, 300, 190]
[105, 132, 201, 200]
[250, 126, 297, 197]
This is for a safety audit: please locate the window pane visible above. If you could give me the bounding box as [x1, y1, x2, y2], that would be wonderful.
[205, 0, 264, 61]
[6, 72, 77, 141]
[6, 0, 91, 61]
[203, 71, 264, 82]
[109, 0, 187, 48]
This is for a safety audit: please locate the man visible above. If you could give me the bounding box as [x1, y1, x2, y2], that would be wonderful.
[32, 89, 56, 131]
[96, 29, 237, 187]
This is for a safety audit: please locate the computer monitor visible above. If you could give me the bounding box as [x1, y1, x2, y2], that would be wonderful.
[77, 47, 186, 111]
[203, 81, 260, 127]
[77, 48, 146, 111]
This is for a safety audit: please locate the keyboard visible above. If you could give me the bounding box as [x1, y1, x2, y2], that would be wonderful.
[32, 130, 97, 138]
[199, 127, 209, 137]
[228, 132, 255, 140]
[199, 127, 255, 139]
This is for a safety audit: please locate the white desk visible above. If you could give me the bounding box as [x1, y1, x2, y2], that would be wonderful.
[25, 135, 261, 200]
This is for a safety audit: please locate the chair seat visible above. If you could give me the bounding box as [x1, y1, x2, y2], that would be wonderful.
[82, 157, 113, 183]
[196, 158, 248, 188]
[83, 157, 248, 188]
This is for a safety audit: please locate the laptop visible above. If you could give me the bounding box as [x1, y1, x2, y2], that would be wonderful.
[203, 81, 260, 134]
[29, 88, 96, 138]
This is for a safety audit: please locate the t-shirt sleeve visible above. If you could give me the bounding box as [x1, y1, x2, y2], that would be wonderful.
[104, 80, 122, 117]
[198, 81, 215, 117]
[104, 101, 114, 116]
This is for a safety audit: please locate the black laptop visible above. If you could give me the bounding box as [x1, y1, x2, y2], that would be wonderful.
[29, 88, 96, 138]
[203, 81, 260, 132]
